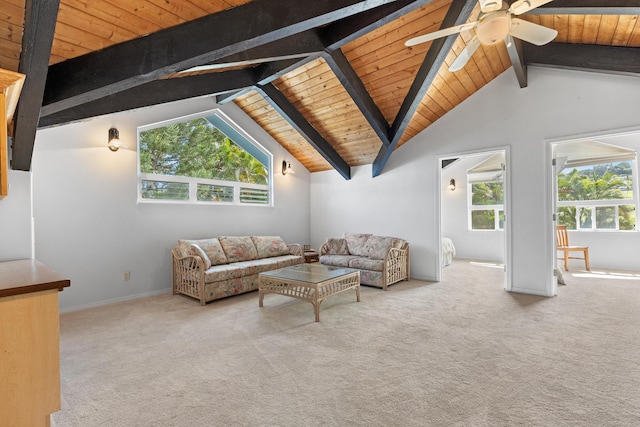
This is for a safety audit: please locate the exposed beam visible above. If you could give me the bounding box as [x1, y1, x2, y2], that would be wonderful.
[253, 56, 320, 85]
[505, 36, 527, 88]
[180, 30, 325, 74]
[38, 70, 256, 128]
[322, 50, 390, 145]
[10, 0, 60, 171]
[41, 0, 397, 116]
[323, 0, 432, 50]
[216, 89, 254, 105]
[256, 84, 351, 180]
[372, 0, 476, 177]
[524, 43, 640, 75]
[526, 0, 640, 15]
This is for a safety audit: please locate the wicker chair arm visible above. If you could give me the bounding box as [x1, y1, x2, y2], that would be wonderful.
[319, 243, 330, 256]
[287, 244, 303, 257]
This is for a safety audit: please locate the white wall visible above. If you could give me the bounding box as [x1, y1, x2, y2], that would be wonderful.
[0, 169, 33, 261]
[311, 67, 640, 296]
[441, 154, 503, 262]
[33, 97, 310, 311]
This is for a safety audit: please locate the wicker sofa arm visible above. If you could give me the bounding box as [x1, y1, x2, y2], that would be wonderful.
[319, 243, 330, 256]
[288, 243, 303, 258]
[383, 243, 410, 289]
[171, 249, 206, 305]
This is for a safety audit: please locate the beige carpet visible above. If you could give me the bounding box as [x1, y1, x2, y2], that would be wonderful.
[52, 260, 640, 426]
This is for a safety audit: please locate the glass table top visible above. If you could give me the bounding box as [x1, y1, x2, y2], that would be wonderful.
[260, 263, 359, 285]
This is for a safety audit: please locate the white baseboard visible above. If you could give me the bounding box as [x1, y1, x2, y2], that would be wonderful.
[60, 287, 172, 314]
[509, 286, 553, 297]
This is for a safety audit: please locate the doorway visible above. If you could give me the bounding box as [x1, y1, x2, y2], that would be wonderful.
[549, 128, 640, 291]
[438, 148, 511, 291]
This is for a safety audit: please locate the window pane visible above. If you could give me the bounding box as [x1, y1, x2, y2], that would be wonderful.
[471, 182, 503, 205]
[498, 210, 504, 229]
[619, 205, 636, 231]
[595, 206, 616, 229]
[197, 184, 233, 202]
[579, 207, 592, 229]
[240, 188, 269, 204]
[141, 180, 189, 200]
[472, 210, 495, 230]
[558, 206, 576, 229]
[139, 117, 268, 185]
[558, 161, 632, 202]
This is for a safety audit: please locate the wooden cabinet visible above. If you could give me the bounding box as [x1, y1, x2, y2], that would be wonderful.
[0, 68, 26, 199]
[0, 259, 70, 427]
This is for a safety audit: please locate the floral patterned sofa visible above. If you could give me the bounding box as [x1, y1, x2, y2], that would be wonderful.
[319, 233, 409, 290]
[172, 236, 303, 305]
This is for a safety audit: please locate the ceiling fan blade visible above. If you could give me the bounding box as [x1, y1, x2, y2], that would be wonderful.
[510, 18, 558, 46]
[449, 37, 481, 72]
[405, 22, 477, 47]
[509, 0, 554, 15]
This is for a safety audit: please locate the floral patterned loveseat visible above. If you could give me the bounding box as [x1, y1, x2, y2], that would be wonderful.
[319, 233, 409, 290]
[172, 236, 303, 305]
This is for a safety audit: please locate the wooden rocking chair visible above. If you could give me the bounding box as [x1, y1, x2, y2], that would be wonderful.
[556, 225, 590, 271]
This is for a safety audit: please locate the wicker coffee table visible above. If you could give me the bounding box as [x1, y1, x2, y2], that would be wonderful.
[259, 264, 360, 322]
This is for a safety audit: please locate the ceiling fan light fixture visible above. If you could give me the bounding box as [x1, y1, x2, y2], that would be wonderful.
[476, 12, 511, 45]
[479, 0, 503, 13]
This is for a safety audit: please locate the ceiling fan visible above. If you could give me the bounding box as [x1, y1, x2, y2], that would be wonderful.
[405, 0, 558, 72]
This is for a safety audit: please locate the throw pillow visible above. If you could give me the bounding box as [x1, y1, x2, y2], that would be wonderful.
[251, 236, 290, 258]
[343, 232, 372, 257]
[363, 235, 396, 260]
[218, 236, 258, 263]
[325, 238, 349, 255]
[190, 244, 212, 269]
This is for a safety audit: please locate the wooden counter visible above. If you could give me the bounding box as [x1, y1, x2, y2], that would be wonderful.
[0, 259, 70, 427]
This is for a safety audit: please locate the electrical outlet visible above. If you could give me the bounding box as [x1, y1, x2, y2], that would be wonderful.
[123, 271, 130, 281]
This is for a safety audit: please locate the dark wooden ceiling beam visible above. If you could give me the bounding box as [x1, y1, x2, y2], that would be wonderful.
[41, 0, 397, 116]
[256, 84, 351, 180]
[372, 0, 476, 177]
[322, 50, 391, 145]
[38, 70, 256, 128]
[323, 0, 433, 50]
[524, 43, 640, 75]
[253, 56, 321, 85]
[10, 0, 60, 171]
[506, 36, 527, 88]
[525, 0, 640, 15]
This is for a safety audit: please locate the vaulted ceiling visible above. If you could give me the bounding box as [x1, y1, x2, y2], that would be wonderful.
[2, 0, 639, 179]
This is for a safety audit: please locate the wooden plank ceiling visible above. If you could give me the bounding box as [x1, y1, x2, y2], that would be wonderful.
[1, 0, 639, 177]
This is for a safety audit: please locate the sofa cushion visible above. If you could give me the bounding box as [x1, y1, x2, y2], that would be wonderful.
[177, 238, 228, 266]
[218, 236, 258, 263]
[204, 263, 247, 283]
[360, 270, 383, 288]
[348, 257, 384, 272]
[343, 233, 371, 257]
[324, 238, 350, 255]
[251, 236, 290, 258]
[319, 254, 359, 268]
[363, 236, 397, 260]
[190, 244, 212, 269]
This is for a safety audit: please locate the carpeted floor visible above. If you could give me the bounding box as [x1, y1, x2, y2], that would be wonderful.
[52, 260, 640, 426]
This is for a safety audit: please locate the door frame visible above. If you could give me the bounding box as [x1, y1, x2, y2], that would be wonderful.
[436, 146, 512, 291]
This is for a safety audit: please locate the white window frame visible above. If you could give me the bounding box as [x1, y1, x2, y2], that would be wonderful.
[137, 109, 273, 206]
[556, 158, 638, 232]
[468, 179, 504, 231]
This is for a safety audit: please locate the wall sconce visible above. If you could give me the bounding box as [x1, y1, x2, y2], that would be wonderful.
[448, 178, 456, 191]
[107, 127, 127, 152]
[282, 160, 295, 175]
